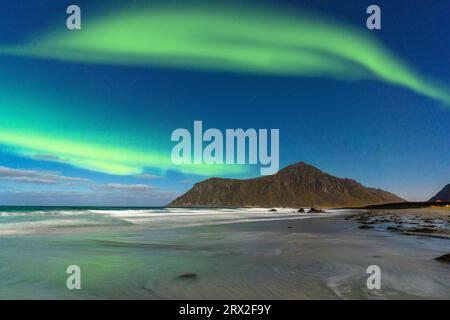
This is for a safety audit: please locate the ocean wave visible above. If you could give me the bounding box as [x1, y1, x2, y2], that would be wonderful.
[0, 207, 343, 235]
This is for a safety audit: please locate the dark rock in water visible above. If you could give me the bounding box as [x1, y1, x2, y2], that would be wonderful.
[387, 226, 402, 232]
[287, 226, 293, 229]
[175, 273, 198, 280]
[359, 225, 374, 230]
[360, 220, 377, 225]
[309, 207, 325, 213]
[435, 254, 450, 264]
[297, 208, 305, 213]
[268, 208, 277, 212]
[409, 227, 437, 234]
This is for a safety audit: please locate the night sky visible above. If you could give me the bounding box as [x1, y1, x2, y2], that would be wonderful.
[0, 0, 449, 205]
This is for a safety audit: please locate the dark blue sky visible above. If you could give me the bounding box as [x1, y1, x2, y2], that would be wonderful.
[0, 0, 449, 205]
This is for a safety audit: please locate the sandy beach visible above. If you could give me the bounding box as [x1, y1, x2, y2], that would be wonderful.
[0, 207, 448, 299]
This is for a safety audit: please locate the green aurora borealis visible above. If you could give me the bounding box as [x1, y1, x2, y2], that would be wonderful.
[0, 2, 449, 204]
[4, 5, 450, 104]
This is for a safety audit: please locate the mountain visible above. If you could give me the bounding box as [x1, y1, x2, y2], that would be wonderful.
[428, 184, 450, 202]
[169, 162, 405, 207]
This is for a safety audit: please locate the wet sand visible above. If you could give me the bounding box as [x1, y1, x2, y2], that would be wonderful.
[1, 212, 449, 299]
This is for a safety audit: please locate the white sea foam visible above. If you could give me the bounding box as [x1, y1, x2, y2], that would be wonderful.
[0, 219, 107, 235]
[0, 207, 342, 235]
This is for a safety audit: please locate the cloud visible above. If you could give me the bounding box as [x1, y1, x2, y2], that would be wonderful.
[0, 167, 179, 205]
[137, 173, 163, 180]
[97, 183, 156, 191]
[31, 154, 67, 163]
[2, 4, 449, 104]
[0, 189, 179, 206]
[31, 154, 63, 161]
[0, 166, 90, 185]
